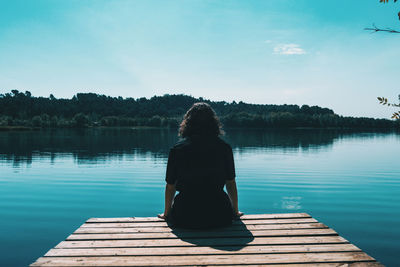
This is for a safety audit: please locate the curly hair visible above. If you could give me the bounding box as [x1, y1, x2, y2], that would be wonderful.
[179, 102, 224, 138]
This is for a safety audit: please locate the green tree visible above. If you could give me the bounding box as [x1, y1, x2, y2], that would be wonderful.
[32, 116, 42, 127]
[73, 113, 89, 127]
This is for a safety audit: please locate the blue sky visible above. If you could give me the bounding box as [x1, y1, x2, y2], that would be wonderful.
[0, 0, 399, 118]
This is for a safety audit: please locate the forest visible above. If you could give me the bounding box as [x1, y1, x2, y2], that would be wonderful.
[0, 90, 398, 129]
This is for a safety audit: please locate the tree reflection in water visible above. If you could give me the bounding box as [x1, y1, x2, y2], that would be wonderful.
[0, 128, 396, 167]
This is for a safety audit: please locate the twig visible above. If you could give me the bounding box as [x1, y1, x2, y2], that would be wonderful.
[365, 24, 400, 33]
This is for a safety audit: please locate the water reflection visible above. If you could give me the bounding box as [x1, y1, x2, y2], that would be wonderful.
[274, 196, 303, 210]
[0, 128, 396, 167]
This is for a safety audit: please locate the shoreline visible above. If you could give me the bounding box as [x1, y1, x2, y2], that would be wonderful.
[1, 125, 399, 132]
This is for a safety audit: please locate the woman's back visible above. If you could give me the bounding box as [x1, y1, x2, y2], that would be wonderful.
[166, 135, 235, 194]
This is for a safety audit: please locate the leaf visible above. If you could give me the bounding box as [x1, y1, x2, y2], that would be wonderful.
[377, 97, 383, 101]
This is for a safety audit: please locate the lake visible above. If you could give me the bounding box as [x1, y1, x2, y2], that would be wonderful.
[0, 128, 399, 266]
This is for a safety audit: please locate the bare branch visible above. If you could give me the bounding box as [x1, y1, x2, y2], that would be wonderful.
[365, 24, 400, 33]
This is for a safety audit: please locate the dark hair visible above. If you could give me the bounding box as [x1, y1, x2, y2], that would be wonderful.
[179, 102, 223, 137]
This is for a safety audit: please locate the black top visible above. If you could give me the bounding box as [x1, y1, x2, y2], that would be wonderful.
[165, 135, 235, 193]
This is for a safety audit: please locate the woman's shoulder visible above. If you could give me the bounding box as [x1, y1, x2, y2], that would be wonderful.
[170, 138, 191, 150]
[216, 136, 233, 150]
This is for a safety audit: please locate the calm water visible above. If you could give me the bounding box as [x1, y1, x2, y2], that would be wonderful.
[0, 128, 399, 266]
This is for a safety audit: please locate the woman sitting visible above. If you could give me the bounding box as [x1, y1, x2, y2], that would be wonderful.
[158, 102, 242, 228]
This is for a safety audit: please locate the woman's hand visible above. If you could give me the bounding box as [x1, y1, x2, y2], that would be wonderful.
[159, 183, 175, 221]
[157, 213, 167, 220]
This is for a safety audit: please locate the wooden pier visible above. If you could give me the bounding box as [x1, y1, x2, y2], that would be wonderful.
[31, 213, 383, 266]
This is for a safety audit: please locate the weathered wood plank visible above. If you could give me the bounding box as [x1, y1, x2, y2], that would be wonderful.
[67, 228, 337, 240]
[204, 264, 384, 267]
[56, 236, 349, 248]
[45, 243, 361, 257]
[80, 218, 318, 228]
[74, 223, 328, 234]
[31, 252, 375, 266]
[86, 213, 311, 223]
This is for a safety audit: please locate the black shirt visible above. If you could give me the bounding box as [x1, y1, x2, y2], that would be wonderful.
[165, 135, 235, 193]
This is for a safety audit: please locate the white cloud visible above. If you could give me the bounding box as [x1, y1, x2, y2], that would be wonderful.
[273, 43, 306, 55]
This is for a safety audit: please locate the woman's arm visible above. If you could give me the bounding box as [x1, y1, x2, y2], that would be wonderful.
[226, 179, 243, 217]
[158, 183, 176, 219]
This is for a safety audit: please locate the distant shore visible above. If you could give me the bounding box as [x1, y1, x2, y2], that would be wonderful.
[1, 90, 399, 130]
[1, 125, 399, 132]
[0, 126, 40, 131]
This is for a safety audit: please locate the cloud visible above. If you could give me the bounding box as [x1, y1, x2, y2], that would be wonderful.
[273, 43, 306, 55]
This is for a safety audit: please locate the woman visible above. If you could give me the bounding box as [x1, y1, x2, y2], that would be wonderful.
[158, 102, 243, 228]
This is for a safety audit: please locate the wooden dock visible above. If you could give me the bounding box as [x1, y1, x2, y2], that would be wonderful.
[31, 213, 383, 266]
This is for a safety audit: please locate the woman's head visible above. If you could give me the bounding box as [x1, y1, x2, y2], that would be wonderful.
[179, 102, 223, 138]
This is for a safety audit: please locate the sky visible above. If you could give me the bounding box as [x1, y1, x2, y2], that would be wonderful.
[0, 0, 399, 118]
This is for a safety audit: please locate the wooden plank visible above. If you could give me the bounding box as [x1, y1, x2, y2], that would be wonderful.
[74, 223, 328, 234]
[86, 213, 311, 223]
[241, 213, 311, 219]
[80, 218, 318, 228]
[45, 243, 361, 257]
[205, 264, 384, 267]
[56, 236, 349, 248]
[67, 228, 338, 241]
[31, 252, 376, 266]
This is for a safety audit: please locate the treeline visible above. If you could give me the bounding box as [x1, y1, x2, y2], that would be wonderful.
[0, 90, 398, 129]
